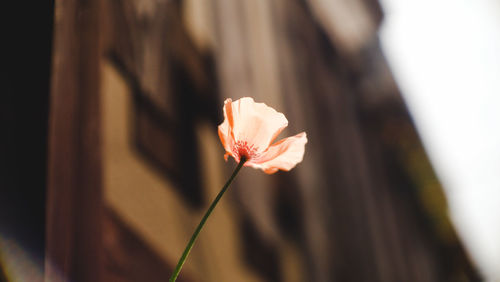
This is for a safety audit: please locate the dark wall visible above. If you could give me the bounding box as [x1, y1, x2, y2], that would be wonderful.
[1, 0, 54, 272]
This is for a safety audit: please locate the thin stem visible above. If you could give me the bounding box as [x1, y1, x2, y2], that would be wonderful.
[169, 157, 247, 282]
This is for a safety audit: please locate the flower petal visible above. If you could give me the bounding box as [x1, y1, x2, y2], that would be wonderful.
[218, 100, 235, 160]
[227, 97, 288, 154]
[249, 132, 307, 174]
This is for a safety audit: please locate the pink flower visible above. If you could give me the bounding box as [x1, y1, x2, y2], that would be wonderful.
[218, 97, 307, 174]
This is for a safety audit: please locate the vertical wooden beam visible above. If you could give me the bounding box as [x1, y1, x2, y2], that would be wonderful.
[46, 0, 102, 281]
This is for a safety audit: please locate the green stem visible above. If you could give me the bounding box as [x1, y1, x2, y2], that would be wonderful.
[169, 157, 246, 282]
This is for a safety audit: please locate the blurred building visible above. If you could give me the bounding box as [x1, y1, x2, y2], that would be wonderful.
[1, 0, 481, 282]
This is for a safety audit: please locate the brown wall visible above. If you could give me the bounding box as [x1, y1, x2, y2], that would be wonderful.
[44, 0, 480, 281]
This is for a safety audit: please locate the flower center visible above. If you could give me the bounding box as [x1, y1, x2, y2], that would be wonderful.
[233, 140, 259, 160]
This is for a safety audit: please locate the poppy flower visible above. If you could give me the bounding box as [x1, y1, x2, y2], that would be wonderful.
[218, 97, 307, 174]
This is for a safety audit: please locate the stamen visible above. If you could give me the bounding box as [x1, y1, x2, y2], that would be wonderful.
[233, 140, 259, 160]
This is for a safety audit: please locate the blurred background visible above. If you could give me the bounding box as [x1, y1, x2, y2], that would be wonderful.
[1, 0, 499, 281]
